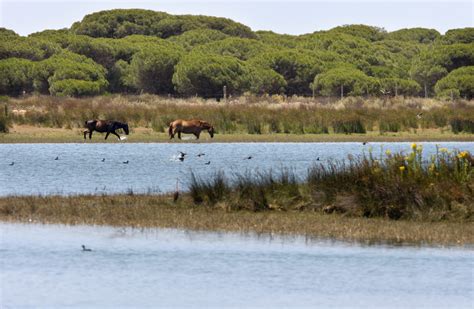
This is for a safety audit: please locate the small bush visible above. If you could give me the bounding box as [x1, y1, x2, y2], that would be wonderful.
[332, 118, 366, 134]
[450, 118, 474, 133]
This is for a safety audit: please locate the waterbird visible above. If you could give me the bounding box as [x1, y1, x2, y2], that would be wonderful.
[55, 156, 59, 160]
[197, 153, 205, 157]
[416, 112, 423, 119]
[362, 141, 368, 145]
[245, 156, 253, 160]
[204, 161, 211, 165]
[123, 160, 129, 164]
[82, 245, 92, 252]
[316, 157, 320, 161]
[101, 158, 106, 162]
[9, 162, 14, 166]
[178, 151, 186, 162]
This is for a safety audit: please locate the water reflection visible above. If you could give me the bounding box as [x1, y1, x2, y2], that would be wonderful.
[1, 223, 472, 307]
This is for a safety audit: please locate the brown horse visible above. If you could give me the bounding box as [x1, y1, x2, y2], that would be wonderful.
[168, 119, 214, 140]
[83, 120, 129, 140]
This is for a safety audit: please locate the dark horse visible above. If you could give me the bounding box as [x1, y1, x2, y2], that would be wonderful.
[84, 120, 129, 140]
[168, 119, 214, 140]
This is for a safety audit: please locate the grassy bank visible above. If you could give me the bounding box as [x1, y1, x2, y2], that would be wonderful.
[1, 194, 472, 246]
[1, 125, 473, 143]
[1, 95, 474, 143]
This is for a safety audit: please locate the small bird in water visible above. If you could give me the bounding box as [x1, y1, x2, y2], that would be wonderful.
[55, 156, 59, 160]
[362, 141, 368, 145]
[9, 162, 14, 166]
[204, 161, 211, 165]
[82, 245, 92, 252]
[123, 160, 129, 164]
[178, 151, 186, 162]
[197, 153, 205, 157]
[245, 156, 253, 160]
[416, 112, 423, 119]
[101, 158, 106, 162]
[316, 157, 320, 161]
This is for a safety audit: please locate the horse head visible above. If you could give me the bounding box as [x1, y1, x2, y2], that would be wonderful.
[208, 125, 214, 138]
[123, 123, 129, 135]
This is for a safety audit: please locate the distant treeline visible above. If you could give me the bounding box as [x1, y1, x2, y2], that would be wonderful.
[0, 9, 473, 98]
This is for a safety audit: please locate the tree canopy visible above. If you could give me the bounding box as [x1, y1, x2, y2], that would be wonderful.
[0, 9, 472, 98]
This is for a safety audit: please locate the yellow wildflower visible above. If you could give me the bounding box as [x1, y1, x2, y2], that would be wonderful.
[439, 148, 448, 153]
[399, 166, 405, 172]
[385, 150, 391, 156]
[411, 143, 417, 150]
[458, 151, 469, 159]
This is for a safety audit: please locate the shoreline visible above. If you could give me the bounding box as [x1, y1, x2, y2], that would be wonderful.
[1, 194, 472, 247]
[1, 126, 473, 143]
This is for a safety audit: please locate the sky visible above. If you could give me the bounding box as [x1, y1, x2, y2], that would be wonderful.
[0, 0, 472, 36]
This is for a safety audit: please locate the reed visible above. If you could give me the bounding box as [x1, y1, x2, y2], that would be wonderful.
[188, 146, 474, 221]
[3, 95, 474, 136]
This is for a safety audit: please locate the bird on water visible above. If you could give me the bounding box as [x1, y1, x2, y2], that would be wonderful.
[9, 162, 14, 166]
[123, 160, 129, 164]
[82, 245, 92, 252]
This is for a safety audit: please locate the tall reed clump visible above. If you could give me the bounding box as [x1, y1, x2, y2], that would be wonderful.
[307, 145, 473, 221]
[190, 146, 473, 221]
[0, 104, 9, 133]
[189, 169, 304, 211]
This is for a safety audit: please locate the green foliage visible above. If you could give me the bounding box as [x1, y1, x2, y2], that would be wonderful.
[0, 37, 60, 61]
[0, 58, 35, 95]
[245, 66, 286, 95]
[70, 9, 255, 39]
[0, 11, 472, 98]
[251, 49, 327, 95]
[33, 51, 108, 96]
[313, 65, 377, 96]
[127, 45, 183, 94]
[328, 24, 387, 41]
[435, 66, 474, 99]
[441, 28, 474, 44]
[379, 78, 421, 96]
[0, 28, 19, 39]
[173, 52, 248, 97]
[167, 29, 228, 51]
[194, 37, 269, 60]
[387, 28, 440, 43]
[0, 104, 9, 132]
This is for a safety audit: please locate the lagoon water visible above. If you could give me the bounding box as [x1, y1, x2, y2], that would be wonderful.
[1, 142, 473, 196]
[1, 223, 473, 308]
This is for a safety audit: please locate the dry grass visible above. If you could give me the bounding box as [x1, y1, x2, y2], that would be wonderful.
[0, 194, 473, 246]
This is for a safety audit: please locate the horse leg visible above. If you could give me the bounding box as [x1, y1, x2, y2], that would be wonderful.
[194, 132, 200, 140]
[178, 131, 181, 140]
[112, 131, 121, 140]
[83, 130, 88, 140]
[89, 130, 93, 139]
[105, 132, 110, 140]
